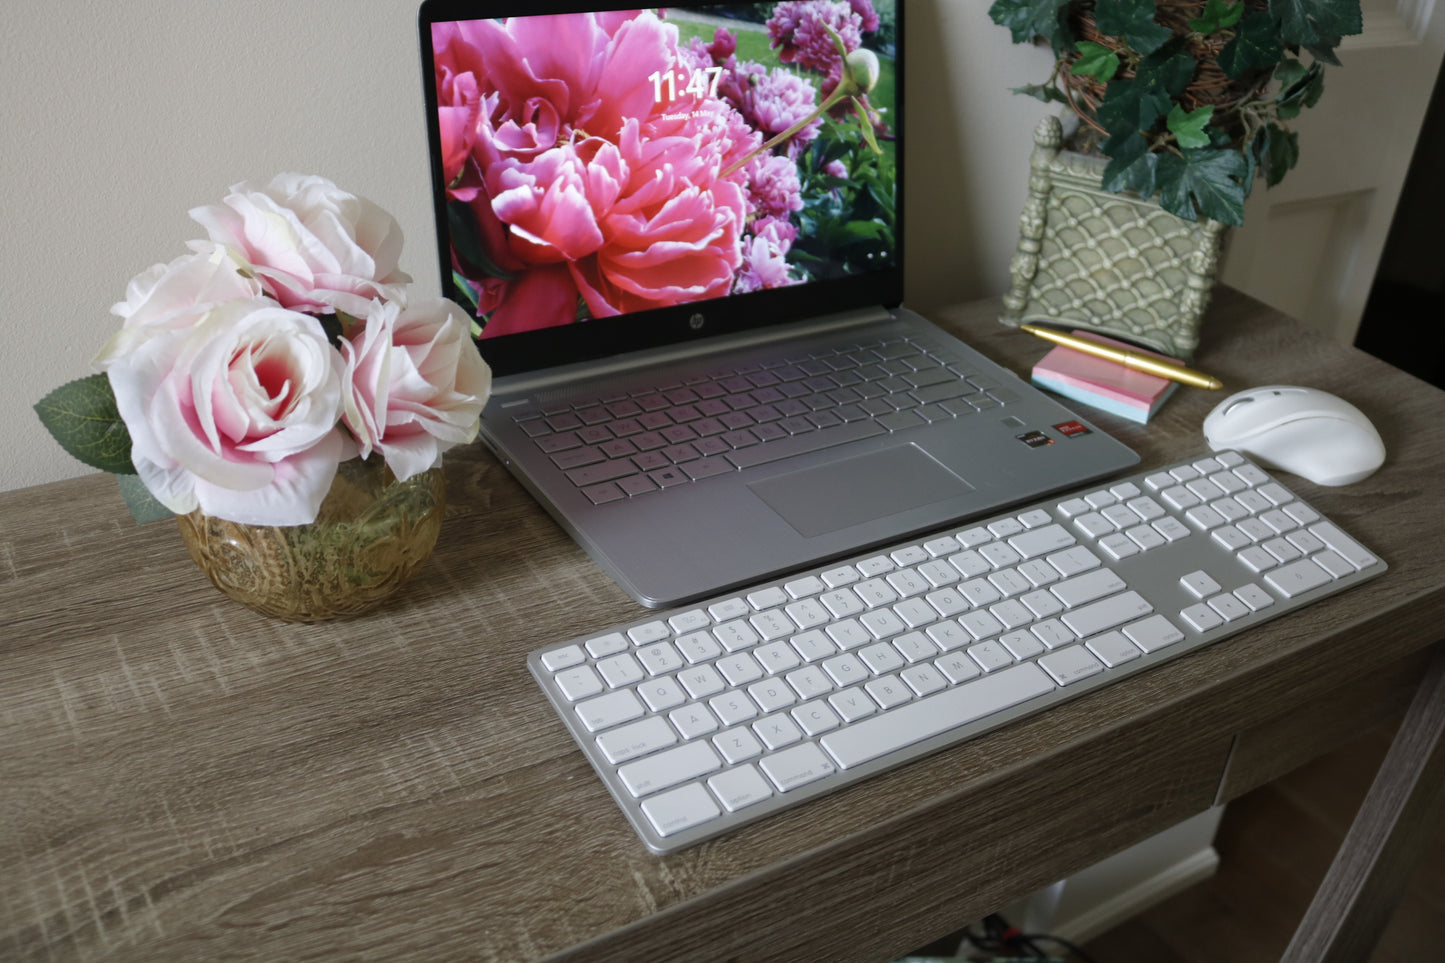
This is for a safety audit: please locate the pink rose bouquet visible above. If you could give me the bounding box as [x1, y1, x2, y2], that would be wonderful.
[36, 174, 492, 527]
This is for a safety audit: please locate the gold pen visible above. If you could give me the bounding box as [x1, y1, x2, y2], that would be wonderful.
[1020, 324, 1224, 391]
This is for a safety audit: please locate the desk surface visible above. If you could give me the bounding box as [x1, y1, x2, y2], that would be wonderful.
[3, 290, 1443, 961]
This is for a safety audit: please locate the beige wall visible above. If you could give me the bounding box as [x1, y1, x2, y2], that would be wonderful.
[1, 0, 1057, 493]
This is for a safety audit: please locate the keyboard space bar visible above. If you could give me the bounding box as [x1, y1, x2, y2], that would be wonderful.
[820, 664, 1056, 769]
[726, 420, 887, 470]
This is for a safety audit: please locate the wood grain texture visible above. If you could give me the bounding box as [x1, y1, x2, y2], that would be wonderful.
[3, 290, 1443, 961]
[1219, 653, 1434, 803]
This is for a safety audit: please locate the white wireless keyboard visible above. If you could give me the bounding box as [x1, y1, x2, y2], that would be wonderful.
[527, 451, 1386, 853]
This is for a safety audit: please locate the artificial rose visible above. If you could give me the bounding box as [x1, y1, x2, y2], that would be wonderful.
[189, 173, 411, 318]
[106, 299, 348, 526]
[340, 298, 492, 481]
[94, 244, 262, 370]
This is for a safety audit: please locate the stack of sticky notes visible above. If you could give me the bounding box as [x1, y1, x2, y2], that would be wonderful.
[1030, 330, 1178, 424]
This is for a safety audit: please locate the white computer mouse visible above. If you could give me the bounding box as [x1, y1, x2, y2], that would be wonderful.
[1203, 385, 1385, 486]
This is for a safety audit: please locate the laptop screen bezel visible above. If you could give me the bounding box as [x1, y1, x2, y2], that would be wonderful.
[417, 0, 905, 379]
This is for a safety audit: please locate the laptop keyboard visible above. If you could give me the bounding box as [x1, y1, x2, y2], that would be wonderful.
[514, 336, 1018, 504]
[527, 451, 1386, 852]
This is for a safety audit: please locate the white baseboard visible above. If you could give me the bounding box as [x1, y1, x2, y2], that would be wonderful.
[983, 807, 1225, 948]
[899, 808, 1226, 960]
[1049, 845, 1220, 945]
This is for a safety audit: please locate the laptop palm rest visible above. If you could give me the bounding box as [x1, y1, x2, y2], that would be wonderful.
[748, 444, 972, 538]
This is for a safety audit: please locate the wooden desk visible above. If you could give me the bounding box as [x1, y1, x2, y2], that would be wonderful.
[3, 290, 1442, 961]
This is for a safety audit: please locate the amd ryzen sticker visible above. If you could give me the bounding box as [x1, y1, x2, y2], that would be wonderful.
[1017, 430, 1054, 448]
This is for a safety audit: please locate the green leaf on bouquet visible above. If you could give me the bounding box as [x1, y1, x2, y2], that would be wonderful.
[117, 474, 174, 525]
[33, 374, 134, 474]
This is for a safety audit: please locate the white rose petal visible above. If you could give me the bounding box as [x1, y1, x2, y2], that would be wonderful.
[94, 244, 262, 370]
[190, 173, 411, 317]
[341, 298, 491, 481]
[106, 298, 348, 526]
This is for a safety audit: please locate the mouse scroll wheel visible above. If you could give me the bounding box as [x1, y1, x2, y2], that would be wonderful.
[1223, 398, 1256, 417]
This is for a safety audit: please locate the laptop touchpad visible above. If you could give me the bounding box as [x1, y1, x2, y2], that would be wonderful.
[749, 444, 973, 538]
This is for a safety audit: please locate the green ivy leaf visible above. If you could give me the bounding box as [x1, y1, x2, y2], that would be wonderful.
[1009, 83, 1070, 105]
[1276, 60, 1325, 119]
[33, 374, 135, 475]
[1141, 41, 1200, 97]
[1270, 0, 1362, 52]
[1095, 80, 1157, 139]
[1071, 41, 1121, 81]
[1273, 57, 1310, 90]
[1261, 122, 1301, 185]
[1095, 79, 1166, 139]
[1156, 148, 1249, 225]
[1190, 0, 1246, 34]
[1101, 131, 1159, 196]
[988, 0, 1072, 51]
[1301, 38, 1346, 67]
[1093, 42, 1195, 136]
[1167, 104, 1215, 149]
[1093, 0, 1172, 56]
[1219, 10, 1286, 78]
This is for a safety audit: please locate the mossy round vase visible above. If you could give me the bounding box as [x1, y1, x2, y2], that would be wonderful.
[176, 457, 446, 622]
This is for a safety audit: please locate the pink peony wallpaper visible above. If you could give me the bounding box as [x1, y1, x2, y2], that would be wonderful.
[430, 2, 897, 339]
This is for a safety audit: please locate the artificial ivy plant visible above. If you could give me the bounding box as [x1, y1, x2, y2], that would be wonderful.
[987, 0, 1364, 226]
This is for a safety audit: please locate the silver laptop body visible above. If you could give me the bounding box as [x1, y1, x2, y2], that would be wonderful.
[419, 0, 1139, 607]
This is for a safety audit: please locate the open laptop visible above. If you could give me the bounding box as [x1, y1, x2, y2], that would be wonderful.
[417, 0, 1139, 608]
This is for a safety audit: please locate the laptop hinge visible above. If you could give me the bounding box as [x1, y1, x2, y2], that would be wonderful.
[489, 306, 895, 397]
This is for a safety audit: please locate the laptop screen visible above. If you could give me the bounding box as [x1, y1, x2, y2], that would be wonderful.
[419, 0, 902, 376]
